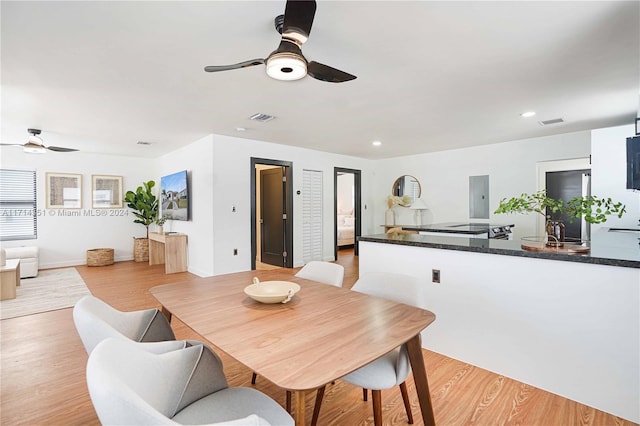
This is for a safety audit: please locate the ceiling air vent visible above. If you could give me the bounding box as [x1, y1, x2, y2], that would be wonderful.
[249, 113, 275, 123]
[538, 118, 565, 126]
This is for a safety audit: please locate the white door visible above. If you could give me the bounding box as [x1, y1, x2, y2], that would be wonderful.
[302, 169, 323, 263]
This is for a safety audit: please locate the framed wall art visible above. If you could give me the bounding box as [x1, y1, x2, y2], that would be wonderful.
[92, 175, 123, 208]
[46, 172, 82, 208]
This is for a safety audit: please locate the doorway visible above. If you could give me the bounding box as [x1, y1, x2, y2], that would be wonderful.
[546, 169, 591, 240]
[334, 167, 362, 259]
[537, 157, 591, 239]
[251, 158, 293, 270]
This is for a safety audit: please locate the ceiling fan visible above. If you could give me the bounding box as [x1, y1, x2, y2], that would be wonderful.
[204, 0, 356, 83]
[0, 129, 78, 153]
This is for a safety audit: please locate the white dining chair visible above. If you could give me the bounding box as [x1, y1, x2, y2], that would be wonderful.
[294, 260, 345, 287]
[87, 337, 294, 426]
[311, 271, 426, 426]
[252, 260, 345, 413]
[73, 294, 176, 354]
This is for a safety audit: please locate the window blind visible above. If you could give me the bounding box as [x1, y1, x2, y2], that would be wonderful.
[0, 169, 37, 241]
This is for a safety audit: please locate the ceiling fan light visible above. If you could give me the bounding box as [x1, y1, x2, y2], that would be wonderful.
[23, 141, 46, 153]
[266, 53, 307, 81]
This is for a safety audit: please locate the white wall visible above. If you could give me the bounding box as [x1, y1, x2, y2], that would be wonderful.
[371, 131, 591, 239]
[591, 124, 640, 230]
[4, 124, 635, 273]
[1, 134, 374, 275]
[0, 148, 155, 268]
[156, 135, 214, 277]
[210, 134, 373, 275]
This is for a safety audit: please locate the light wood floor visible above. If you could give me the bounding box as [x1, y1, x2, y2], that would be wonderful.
[1, 249, 635, 426]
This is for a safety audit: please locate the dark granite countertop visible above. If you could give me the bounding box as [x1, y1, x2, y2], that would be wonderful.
[359, 228, 640, 268]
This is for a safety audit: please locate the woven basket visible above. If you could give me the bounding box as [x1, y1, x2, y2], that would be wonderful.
[87, 248, 114, 267]
[133, 238, 149, 262]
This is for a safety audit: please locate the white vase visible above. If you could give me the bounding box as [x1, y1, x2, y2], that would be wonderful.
[158, 226, 164, 235]
[385, 208, 395, 226]
[0, 248, 5, 266]
[414, 210, 422, 226]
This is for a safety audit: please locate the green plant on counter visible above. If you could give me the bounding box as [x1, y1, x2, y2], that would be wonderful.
[563, 196, 626, 224]
[494, 190, 562, 219]
[495, 190, 626, 224]
[124, 180, 158, 238]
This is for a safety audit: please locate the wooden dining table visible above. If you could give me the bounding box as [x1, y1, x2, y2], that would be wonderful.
[149, 269, 437, 426]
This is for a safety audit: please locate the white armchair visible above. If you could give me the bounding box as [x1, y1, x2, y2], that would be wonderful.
[87, 338, 294, 425]
[73, 295, 176, 354]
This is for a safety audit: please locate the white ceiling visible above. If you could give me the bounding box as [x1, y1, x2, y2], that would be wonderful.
[1, 1, 638, 160]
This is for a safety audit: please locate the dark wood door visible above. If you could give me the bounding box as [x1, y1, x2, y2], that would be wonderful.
[546, 169, 590, 239]
[260, 168, 284, 266]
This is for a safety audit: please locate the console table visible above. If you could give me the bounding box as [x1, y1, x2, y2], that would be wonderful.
[1, 259, 21, 300]
[148, 232, 187, 274]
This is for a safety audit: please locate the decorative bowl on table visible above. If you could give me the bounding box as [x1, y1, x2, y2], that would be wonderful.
[244, 278, 300, 304]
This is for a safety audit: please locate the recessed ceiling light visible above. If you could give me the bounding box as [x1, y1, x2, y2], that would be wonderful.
[137, 141, 152, 145]
[372, 140, 382, 147]
[521, 111, 536, 118]
[236, 127, 246, 132]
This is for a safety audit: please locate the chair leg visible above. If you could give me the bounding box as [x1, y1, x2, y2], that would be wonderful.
[311, 385, 326, 426]
[251, 372, 257, 385]
[371, 389, 383, 426]
[399, 381, 414, 424]
[286, 390, 291, 413]
[363, 387, 368, 401]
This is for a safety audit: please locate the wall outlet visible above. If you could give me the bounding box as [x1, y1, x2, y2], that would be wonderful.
[233, 248, 238, 255]
[432, 269, 440, 283]
[232, 205, 236, 212]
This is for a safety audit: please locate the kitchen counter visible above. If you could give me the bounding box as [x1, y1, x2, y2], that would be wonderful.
[358, 228, 640, 422]
[360, 227, 640, 268]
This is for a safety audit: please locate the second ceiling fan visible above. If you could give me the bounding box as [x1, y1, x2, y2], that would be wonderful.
[204, 0, 356, 83]
[0, 129, 78, 153]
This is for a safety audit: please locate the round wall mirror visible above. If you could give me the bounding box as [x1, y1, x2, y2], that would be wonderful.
[392, 175, 421, 204]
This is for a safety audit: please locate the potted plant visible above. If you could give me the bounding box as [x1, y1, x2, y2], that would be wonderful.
[495, 190, 626, 245]
[385, 195, 412, 225]
[124, 180, 158, 262]
[155, 214, 169, 234]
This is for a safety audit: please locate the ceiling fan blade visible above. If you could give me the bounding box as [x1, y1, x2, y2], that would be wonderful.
[46, 146, 78, 152]
[0, 143, 24, 147]
[307, 61, 357, 83]
[204, 59, 265, 73]
[282, 0, 316, 44]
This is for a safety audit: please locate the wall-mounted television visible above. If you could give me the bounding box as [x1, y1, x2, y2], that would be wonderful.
[627, 136, 640, 190]
[160, 170, 190, 221]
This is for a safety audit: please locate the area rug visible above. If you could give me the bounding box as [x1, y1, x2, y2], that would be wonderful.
[1, 267, 91, 320]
